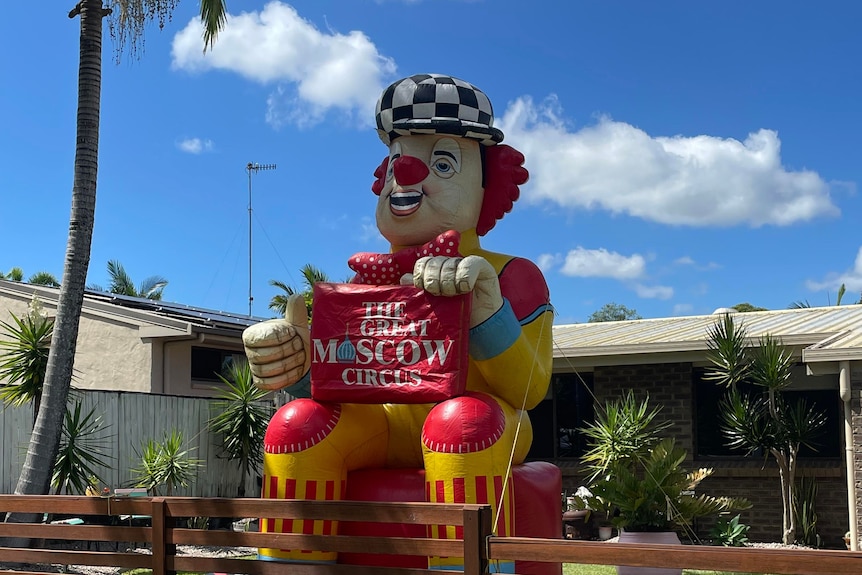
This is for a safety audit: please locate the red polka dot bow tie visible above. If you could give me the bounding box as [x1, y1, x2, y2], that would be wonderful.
[348, 230, 462, 285]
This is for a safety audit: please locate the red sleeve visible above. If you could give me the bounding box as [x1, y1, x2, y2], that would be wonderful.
[497, 257, 551, 323]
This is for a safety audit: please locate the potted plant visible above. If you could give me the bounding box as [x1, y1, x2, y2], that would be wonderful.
[579, 391, 751, 575]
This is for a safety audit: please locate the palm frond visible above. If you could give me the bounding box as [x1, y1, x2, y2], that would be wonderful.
[749, 334, 794, 391]
[208, 361, 272, 487]
[300, 263, 329, 290]
[28, 272, 60, 287]
[704, 313, 749, 388]
[53, 401, 113, 494]
[0, 312, 53, 407]
[138, 275, 168, 300]
[107, 260, 136, 296]
[200, 0, 228, 51]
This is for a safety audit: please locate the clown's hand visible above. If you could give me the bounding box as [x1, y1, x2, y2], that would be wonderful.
[408, 255, 503, 328]
[242, 294, 311, 391]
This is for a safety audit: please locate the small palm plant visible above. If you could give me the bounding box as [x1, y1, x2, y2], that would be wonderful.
[131, 430, 203, 496]
[0, 299, 53, 417]
[579, 392, 751, 534]
[207, 360, 272, 497]
[52, 400, 112, 495]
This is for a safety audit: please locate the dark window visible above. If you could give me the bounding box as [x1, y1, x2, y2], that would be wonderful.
[527, 372, 595, 460]
[191, 347, 245, 383]
[694, 367, 841, 459]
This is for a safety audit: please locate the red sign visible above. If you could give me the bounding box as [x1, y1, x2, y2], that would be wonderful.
[310, 283, 471, 404]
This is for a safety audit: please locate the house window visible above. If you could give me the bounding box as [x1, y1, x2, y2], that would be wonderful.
[527, 372, 595, 460]
[693, 367, 841, 459]
[191, 346, 246, 384]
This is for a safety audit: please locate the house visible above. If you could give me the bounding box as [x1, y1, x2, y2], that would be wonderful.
[0, 278, 261, 398]
[0, 278, 274, 496]
[539, 305, 862, 549]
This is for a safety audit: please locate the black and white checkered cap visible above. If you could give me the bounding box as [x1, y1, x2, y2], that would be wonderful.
[375, 74, 504, 146]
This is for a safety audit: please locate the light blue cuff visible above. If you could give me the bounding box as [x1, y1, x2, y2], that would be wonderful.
[469, 299, 520, 361]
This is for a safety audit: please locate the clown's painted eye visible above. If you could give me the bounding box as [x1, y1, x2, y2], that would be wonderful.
[432, 158, 455, 178]
[386, 156, 399, 180]
[386, 142, 402, 181]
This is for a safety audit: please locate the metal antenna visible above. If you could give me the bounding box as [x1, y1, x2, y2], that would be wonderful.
[246, 162, 277, 317]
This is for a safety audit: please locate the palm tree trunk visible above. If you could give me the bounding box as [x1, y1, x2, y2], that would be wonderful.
[786, 448, 799, 544]
[4, 0, 108, 538]
[773, 449, 793, 544]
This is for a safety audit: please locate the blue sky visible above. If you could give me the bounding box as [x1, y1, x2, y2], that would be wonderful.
[2, 1, 860, 324]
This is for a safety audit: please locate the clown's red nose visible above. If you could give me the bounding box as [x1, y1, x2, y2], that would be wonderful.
[392, 155, 429, 186]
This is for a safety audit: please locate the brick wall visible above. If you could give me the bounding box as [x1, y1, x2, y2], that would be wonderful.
[593, 363, 694, 455]
[563, 361, 851, 549]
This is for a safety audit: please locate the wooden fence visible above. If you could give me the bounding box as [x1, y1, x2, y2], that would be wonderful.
[0, 495, 860, 575]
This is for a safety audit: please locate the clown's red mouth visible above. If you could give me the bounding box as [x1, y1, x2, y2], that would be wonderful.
[389, 189, 423, 216]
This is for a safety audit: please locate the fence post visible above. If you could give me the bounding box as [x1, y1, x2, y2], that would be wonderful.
[150, 497, 174, 575]
[463, 505, 492, 575]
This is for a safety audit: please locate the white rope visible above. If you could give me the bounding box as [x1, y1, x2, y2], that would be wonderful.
[492, 306, 552, 536]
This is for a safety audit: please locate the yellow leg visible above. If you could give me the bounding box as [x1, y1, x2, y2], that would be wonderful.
[259, 401, 388, 563]
[422, 393, 530, 572]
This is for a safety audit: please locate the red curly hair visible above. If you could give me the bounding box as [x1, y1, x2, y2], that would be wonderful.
[371, 143, 528, 237]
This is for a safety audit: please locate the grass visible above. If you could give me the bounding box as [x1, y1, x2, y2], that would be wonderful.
[563, 566, 777, 575]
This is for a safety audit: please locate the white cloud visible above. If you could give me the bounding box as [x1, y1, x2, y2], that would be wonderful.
[806, 246, 862, 293]
[672, 303, 694, 316]
[171, 2, 396, 128]
[177, 137, 214, 154]
[673, 255, 720, 270]
[358, 216, 386, 245]
[537, 253, 563, 272]
[634, 283, 673, 300]
[559, 247, 645, 280]
[496, 96, 839, 227]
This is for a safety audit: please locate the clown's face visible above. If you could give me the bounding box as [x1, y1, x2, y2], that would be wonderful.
[376, 135, 484, 248]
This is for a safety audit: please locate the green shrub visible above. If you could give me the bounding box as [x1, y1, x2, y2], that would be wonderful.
[131, 430, 203, 495]
[710, 514, 750, 547]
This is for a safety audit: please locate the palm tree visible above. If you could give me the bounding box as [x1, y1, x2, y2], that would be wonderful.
[705, 313, 826, 544]
[0, 269, 60, 286]
[28, 272, 61, 287]
[207, 361, 272, 497]
[269, 263, 330, 319]
[0, 268, 24, 282]
[102, 259, 168, 299]
[11, 0, 227, 513]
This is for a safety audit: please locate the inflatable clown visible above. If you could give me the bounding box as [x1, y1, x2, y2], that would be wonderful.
[243, 74, 555, 572]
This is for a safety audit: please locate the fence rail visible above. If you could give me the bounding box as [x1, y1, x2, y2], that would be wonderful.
[488, 537, 862, 575]
[0, 495, 860, 575]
